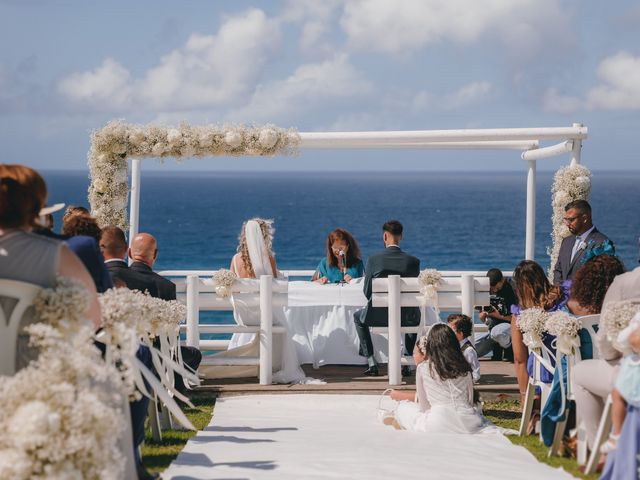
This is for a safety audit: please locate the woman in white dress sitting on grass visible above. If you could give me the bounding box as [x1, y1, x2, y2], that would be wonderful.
[384, 324, 500, 434]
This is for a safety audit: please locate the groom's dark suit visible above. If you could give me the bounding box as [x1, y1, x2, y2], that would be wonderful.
[354, 246, 421, 359]
[552, 227, 611, 284]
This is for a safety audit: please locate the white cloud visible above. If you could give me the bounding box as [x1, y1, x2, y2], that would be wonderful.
[542, 88, 582, 113]
[442, 81, 492, 110]
[57, 9, 280, 112]
[280, 0, 342, 54]
[586, 52, 640, 110]
[57, 58, 132, 110]
[230, 54, 373, 122]
[341, 0, 569, 56]
[543, 52, 640, 113]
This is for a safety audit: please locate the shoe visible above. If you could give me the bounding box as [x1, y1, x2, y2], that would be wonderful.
[599, 433, 619, 454]
[401, 366, 412, 377]
[363, 365, 379, 376]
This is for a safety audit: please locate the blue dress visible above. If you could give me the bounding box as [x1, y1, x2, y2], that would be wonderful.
[313, 257, 364, 283]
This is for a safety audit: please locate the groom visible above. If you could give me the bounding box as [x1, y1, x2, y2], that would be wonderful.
[354, 220, 421, 376]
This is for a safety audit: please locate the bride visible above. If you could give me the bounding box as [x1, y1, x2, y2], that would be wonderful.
[222, 218, 319, 384]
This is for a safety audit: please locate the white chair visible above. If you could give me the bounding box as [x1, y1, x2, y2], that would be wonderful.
[548, 314, 600, 456]
[0, 279, 41, 376]
[518, 343, 554, 436]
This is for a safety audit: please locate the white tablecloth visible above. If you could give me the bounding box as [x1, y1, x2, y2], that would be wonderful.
[284, 280, 430, 367]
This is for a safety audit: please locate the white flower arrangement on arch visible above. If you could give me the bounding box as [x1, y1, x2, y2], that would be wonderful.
[544, 310, 582, 356]
[88, 121, 301, 229]
[547, 163, 592, 281]
[516, 307, 548, 349]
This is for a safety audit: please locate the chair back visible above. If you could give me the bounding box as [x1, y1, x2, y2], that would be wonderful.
[0, 279, 42, 376]
[579, 314, 600, 360]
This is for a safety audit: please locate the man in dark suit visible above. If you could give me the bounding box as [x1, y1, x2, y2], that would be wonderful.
[553, 200, 612, 284]
[354, 220, 421, 377]
[126, 232, 202, 394]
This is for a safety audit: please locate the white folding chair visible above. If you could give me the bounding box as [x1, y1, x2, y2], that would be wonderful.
[0, 279, 41, 376]
[519, 343, 554, 436]
[548, 314, 600, 456]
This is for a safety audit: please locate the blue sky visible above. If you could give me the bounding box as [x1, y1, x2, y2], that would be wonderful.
[1, 0, 639, 172]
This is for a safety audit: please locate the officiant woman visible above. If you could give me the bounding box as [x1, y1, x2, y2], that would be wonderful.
[312, 228, 364, 284]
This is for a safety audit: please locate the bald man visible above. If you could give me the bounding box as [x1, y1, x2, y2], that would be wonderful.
[128, 233, 176, 300]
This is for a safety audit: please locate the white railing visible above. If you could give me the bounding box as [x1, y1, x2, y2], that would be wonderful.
[371, 274, 491, 385]
[171, 274, 287, 385]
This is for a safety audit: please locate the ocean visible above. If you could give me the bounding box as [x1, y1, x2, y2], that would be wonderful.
[42, 170, 639, 274]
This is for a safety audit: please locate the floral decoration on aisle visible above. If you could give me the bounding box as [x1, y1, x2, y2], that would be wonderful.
[600, 300, 640, 352]
[88, 121, 300, 229]
[516, 307, 548, 349]
[548, 163, 592, 281]
[212, 269, 238, 298]
[544, 311, 582, 356]
[0, 278, 127, 480]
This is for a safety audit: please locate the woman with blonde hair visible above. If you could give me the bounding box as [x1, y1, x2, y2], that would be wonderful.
[230, 218, 278, 279]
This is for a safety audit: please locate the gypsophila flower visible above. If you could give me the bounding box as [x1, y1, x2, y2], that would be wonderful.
[545, 311, 582, 355]
[516, 307, 548, 349]
[212, 269, 238, 298]
[547, 164, 592, 281]
[88, 121, 300, 228]
[33, 277, 89, 332]
[601, 301, 640, 352]
[418, 268, 441, 308]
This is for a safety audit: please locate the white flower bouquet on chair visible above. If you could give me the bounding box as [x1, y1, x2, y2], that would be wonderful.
[545, 311, 582, 356]
[212, 268, 238, 298]
[600, 300, 640, 353]
[418, 268, 441, 307]
[516, 307, 549, 350]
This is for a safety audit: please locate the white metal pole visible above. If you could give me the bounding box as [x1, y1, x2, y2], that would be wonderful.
[128, 158, 142, 261]
[570, 123, 583, 166]
[388, 275, 402, 386]
[461, 274, 476, 341]
[186, 275, 199, 348]
[259, 275, 273, 386]
[525, 160, 536, 260]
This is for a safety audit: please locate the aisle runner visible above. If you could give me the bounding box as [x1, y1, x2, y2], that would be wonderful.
[163, 394, 575, 480]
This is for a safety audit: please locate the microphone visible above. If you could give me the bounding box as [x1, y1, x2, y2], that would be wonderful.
[339, 250, 346, 275]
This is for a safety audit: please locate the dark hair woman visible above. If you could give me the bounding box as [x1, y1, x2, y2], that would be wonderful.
[569, 254, 625, 315]
[511, 260, 569, 429]
[312, 228, 364, 284]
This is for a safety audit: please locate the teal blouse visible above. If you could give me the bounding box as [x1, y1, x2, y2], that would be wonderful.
[314, 257, 364, 283]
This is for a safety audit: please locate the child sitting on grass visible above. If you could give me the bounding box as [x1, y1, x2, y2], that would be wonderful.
[447, 314, 481, 384]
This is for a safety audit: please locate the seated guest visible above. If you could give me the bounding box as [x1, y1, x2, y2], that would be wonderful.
[567, 254, 625, 316]
[353, 220, 420, 377]
[61, 213, 113, 293]
[312, 228, 364, 284]
[128, 232, 202, 394]
[601, 319, 640, 479]
[475, 268, 517, 361]
[230, 218, 279, 279]
[384, 325, 496, 433]
[511, 260, 568, 417]
[448, 314, 480, 383]
[0, 164, 100, 370]
[572, 266, 640, 458]
[33, 203, 67, 240]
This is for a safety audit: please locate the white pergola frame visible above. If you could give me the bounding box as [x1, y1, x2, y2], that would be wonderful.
[128, 123, 587, 262]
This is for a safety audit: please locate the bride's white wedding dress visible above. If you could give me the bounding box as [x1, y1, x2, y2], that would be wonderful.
[393, 360, 502, 434]
[210, 221, 321, 384]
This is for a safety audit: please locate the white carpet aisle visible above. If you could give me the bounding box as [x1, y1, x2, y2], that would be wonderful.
[162, 394, 576, 480]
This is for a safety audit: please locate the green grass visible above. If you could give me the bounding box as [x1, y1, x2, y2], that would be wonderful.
[141, 395, 216, 475]
[141, 396, 598, 479]
[484, 400, 599, 480]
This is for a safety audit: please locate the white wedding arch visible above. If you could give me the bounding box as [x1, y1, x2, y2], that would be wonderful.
[87, 121, 589, 266]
